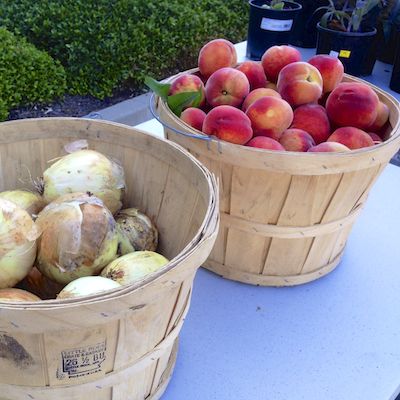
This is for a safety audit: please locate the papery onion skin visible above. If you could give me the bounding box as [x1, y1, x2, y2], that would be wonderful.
[42, 149, 126, 214]
[0, 288, 41, 302]
[0, 190, 46, 218]
[36, 193, 119, 285]
[116, 208, 158, 255]
[57, 276, 121, 299]
[0, 199, 39, 289]
[101, 251, 169, 285]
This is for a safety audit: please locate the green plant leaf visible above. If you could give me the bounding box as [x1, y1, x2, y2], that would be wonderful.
[167, 90, 202, 117]
[271, 2, 285, 10]
[144, 76, 171, 100]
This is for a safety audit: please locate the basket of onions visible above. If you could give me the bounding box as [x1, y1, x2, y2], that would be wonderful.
[0, 118, 218, 400]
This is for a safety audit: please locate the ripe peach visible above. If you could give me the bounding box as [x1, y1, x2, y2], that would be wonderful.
[326, 83, 379, 129]
[369, 101, 390, 131]
[261, 45, 302, 82]
[279, 128, 315, 152]
[327, 127, 374, 150]
[180, 108, 207, 131]
[308, 55, 344, 93]
[246, 96, 293, 141]
[242, 88, 281, 112]
[202, 105, 253, 145]
[367, 132, 383, 144]
[291, 104, 331, 144]
[205, 67, 250, 108]
[277, 62, 323, 107]
[237, 61, 267, 90]
[169, 74, 205, 108]
[198, 38, 237, 79]
[308, 142, 351, 152]
[266, 82, 278, 91]
[246, 136, 285, 151]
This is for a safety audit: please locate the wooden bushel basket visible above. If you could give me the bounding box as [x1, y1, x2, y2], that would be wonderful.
[0, 118, 219, 400]
[155, 72, 400, 286]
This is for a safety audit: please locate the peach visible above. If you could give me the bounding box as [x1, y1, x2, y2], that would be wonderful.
[367, 132, 383, 144]
[198, 38, 237, 79]
[369, 101, 390, 131]
[205, 67, 250, 108]
[169, 74, 206, 108]
[277, 62, 323, 107]
[246, 136, 285, 151]
[266, 82, 278, 91]
[246, 96, 293, 141]
[327, 127, 374, 149]
[291, 104, 331, 144]
[279, 128, 315, 152]
[237, 61, 267, 90]
[180, 107, 207, 131]
[261, 45, 302, 82]
[242, 88, 281, 112]
[202, 105, 253, 145]
[308, 55, 344, 93]
[308, 142, 351, 152]
[326, 82, 379, 129]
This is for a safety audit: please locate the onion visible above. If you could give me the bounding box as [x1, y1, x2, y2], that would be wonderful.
[36, 193, 119, 285]
[0, 199, 39, 289]
[0, 190, 46, 218]
[116, 208, 158, 255]
[57, 276, 121, 299]
[42, 149, 125, 214]
[0, 288, 41, 302]
[101, 251, 169, 285]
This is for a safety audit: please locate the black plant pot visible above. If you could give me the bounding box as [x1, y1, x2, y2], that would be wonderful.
[316, 23, 378, 77]
[390, 32, 400, 93]
[376, 23, 400, 65]
[289, 0, 329, 48]
[246, 0, 302, 60]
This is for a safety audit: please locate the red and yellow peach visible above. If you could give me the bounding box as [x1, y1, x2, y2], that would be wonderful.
[327, 127, 374, 149]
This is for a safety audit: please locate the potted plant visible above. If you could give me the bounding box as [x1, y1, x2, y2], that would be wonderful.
[315, 0, 385, 76]
[246, 0, 302, 60]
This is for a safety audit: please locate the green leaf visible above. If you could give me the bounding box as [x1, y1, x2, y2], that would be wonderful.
[144, 76, 171, 100]
[271, 2, 285, 10]
[167, 90, 202, 117]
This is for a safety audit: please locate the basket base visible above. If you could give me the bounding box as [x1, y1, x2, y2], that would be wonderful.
[204, 250, 344, 287]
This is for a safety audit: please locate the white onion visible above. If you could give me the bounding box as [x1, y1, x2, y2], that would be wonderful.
[36, 193, 119, 285]
[0, 288, 41, 302]
[101, 251, 169, 285]
[0, 190, 46, 218]
[57, 276, 121, 299]
[116, 208, 158, 254]
[0, 198, 39, 289]
[42, 149, 125, 214]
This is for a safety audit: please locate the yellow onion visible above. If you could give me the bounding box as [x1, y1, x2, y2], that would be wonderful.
[0, 288, 41, 302]
[116, 208, 158, 255]
[42, 149, 125, 214]
[0, 190, 46, 218]
[57, 276, 121, 299]
[101, 251, 169, 285]
[0, 199, 39, 289]
[36, 193, 119, 285]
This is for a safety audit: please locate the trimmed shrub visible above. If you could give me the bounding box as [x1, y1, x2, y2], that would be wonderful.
[0, 28, 66, 120]
[0, 0, 249, 99]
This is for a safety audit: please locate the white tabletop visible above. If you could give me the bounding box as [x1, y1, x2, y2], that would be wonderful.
[134, 42, 400, 400]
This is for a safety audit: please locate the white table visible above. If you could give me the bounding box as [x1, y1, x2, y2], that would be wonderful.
[134, 43, 400, 400]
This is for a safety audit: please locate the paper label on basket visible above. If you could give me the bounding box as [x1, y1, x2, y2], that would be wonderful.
[57, 340, 107, 380]
[260, 18, 293, 31]
[329, 50, 339, 58]
[339, 50, 351, 58]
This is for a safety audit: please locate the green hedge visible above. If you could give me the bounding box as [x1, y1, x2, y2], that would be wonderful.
[0, 28, 67, 120]
[0, 0, 249, 99]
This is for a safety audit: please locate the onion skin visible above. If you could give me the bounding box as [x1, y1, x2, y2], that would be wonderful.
[57, 276, 121, 299]
[101, 251, 169, 285]
[0, 190, 46, 218]
[0, 288, 41, 302]
[116, 208, 158, 254]
[42, 149, 126, 214]
[0, 199, 39, 289]
[36, 193, 119, 285]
